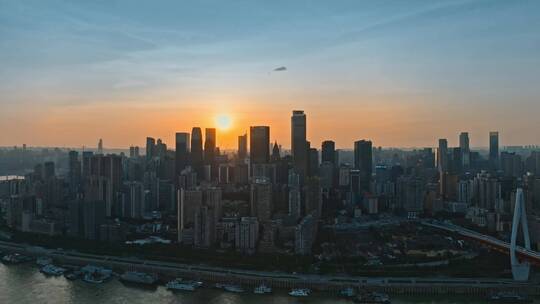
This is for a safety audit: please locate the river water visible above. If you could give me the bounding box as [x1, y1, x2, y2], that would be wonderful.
[0, 263, 533, 304]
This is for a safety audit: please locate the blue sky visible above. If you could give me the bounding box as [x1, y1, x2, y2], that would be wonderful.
[1, 0, 539, 148]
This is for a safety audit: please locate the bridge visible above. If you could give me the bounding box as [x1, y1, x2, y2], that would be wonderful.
[421, 220, 540, 263]
[422, 189, 537, 281]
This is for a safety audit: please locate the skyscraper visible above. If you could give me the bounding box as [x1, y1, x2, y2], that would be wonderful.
[68, 151, 81, 194]
[204, 128, 216, 164]
[490, 131, 499, 169]
[321, 140, 336, 166]
[437, 138, 448, 172]
[291, 110, 307, 180]
[354, 140, 373, 192]
[459, 132, 470, 168]
[249, 126, 270, 165]
[175, 132, 190, 178]
[238, 133, 247, 160]
[191, 127, 203, 178]
[97, 138, 103, 154]
[250, 177, 272, 221]
[271, 141, 280, 162]
[146, 137, 156, 161]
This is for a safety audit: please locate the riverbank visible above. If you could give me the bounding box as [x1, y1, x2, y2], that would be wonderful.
[0, 239, 537, 297]
[0, 264, 509, 304]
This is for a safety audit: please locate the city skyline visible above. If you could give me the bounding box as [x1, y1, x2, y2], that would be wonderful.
[1, 1, 540, 148]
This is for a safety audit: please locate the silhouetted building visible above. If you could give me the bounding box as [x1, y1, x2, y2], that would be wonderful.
[175, 132, 190, 179]
[459, 132, 470, 168]
[204, 128, 216, 164]
[490, 131, 499, 170]
[238, 133, 247, 160]
[146, 137, 156, 160]
[291, 110, 307, 180]
[191, 127, 203, 179]
[438, 138, 448, 173]
[354, 140, 372, 192]
[249, 126, 270, 165]
[321, 140, 336, 166]
[250, 177, 273, 221]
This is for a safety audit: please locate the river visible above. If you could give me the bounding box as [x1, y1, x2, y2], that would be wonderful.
[1, 263, 529, 304]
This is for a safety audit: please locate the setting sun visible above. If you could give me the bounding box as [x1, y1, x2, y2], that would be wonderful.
[215, 114, 232, 131]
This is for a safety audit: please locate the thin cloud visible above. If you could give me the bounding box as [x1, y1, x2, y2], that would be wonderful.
[273, 66, 287, 72]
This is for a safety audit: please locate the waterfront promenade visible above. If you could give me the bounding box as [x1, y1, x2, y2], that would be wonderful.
[0, 240, 537, 296]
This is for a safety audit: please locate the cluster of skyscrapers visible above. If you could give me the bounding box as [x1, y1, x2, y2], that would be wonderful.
[3, 111, 540, 256]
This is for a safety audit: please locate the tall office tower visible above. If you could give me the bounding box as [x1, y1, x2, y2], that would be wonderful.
[194, 205, 215, 248]
[308, 147, 319, 176]
[291, 110, 307, 180]
[130, 181, 145, 219]
[235, 217, 259, 255]
[85, 154, 123, 217]
[146, 137, 156, 161]
[295, 214, 315, 255]
[97, 139, 103, 154]
[238, 133, 248, 160]
[83, 200, 106, 240]
[250, 126, 270, 165]
[129, 146, 136, 158]
[321, 140, 336, 166]
[43, 161, 56, 180]
[305, 176, 322, 218]
[437, 138, 448, 172]
[177, 188, 203, 242]
[68, 199, 84, 237]
[288, 170, 302, 219]
[459, 132, 470, 168]
[68, 151, 81, 193]
[250, 177, 273, 222]
[204, 187, 223, 221]
[155, 138, 167, 158]
[490, 131, 500, 170]
[191, 127, 203, 178]
[81, 151, 94, 178]
[475, 172, 501, 210]
[204, 128, 216, 164]
[271, 142, 281, 162]
[354, 140, 373, 193]
[175, 132, 190, 179]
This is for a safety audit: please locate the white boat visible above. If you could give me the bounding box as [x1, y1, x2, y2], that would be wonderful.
[80, 265, 113, 284]
[40, 264, 66, 276]
[289, 288, 311, 297]
[253, 283, 272, 294]
[166, 279, 197, 292]
[223, 284, 245, 293]
[2, 253, 32, 264]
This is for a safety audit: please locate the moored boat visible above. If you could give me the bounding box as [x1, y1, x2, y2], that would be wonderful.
[223, 284, 245, 293]
[353, 291, 391, 304]
[289, 288, 311, 297]
[253, 283, 272, 294]
[119, 271, 158, 287]
[80, 265, 113, 284]
[488, 292, 533, 303]
[1, 253, 32, 265]
[166, 278, 199, 292]
[40, 264, 66, 276]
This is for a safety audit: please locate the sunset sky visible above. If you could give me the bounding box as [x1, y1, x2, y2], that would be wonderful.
[1, 0, 539, 149]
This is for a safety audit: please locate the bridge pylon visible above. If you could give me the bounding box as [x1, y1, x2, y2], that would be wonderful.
[510, 188, 531, 281]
